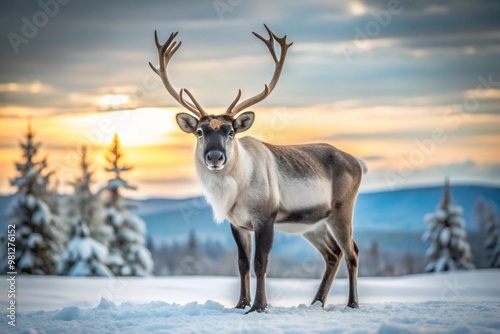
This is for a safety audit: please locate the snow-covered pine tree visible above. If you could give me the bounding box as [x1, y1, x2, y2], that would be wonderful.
[483, 204, 500, 268]
[66, 146, 104, 239]
[0, 122, 64, 274]
[473, 197, 487, 267]
[57, 146, 111, 276]
[180, 230, 207, 275]
[99, 134, 153, 276]
[57, 219, 113, 276]
[474, 197, 486, 233]
[422, 178, 475, 272]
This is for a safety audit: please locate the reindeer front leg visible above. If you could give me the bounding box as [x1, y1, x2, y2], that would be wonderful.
[246, 219, 274, 314]
[230, 224, 252, 309]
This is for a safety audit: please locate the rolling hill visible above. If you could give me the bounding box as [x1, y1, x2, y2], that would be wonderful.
[1, 184, 499, 257]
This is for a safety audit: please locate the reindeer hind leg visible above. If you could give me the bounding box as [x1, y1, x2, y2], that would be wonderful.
[326, 206, 359, 308]
[302, 223, 343, 306]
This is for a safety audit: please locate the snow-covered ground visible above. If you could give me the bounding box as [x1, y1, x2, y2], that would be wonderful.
[1, 270, 499, 333]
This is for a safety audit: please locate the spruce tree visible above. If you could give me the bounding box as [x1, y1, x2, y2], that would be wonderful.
[0, 122, 64, 274]
[474, 197, 486, 233]
[181, 230, 206, 275]
[58, 146, 111, 276]
[99, 134, 153, 276]
[66, 146, 103, 238]
[483, 204, 500, 268]
[422, 179, 475, 272]
[473, 197, 487, 267]
[57, 220, 113, 276]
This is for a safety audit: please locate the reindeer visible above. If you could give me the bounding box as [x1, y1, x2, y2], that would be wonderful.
[150, 25, 366, 314]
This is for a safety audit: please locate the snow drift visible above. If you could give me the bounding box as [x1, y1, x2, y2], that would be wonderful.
[1, 270, 499, 333]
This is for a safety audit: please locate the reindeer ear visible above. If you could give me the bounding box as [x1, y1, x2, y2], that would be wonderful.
[176, 113, 199, 134]
[233, 111, 255, 133]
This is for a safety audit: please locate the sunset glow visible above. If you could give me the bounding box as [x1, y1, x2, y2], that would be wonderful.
[1, 1, 499, 198]
[97, 94, 131, 111]
[1, 102, 499, 198]
[57, 108, 177, 147]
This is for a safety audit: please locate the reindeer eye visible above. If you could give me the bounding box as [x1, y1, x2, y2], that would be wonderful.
[196, 129, 203, 138]
[228, 130, 235, 138]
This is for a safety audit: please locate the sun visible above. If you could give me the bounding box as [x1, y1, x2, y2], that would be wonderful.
[59, 107, 177, 147]
[350, 2, 367, 16]
[97, 94, 131, 111]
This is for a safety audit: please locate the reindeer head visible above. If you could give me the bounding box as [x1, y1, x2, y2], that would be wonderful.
[149, 25, 292, 170]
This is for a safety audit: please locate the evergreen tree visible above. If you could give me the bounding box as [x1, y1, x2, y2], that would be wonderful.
[66, 146, 104, 239]
[363, 240, 384, 276]
[0, 122, 64, 274]
[57, 146, 111, 276]
[99, 134, 153, 276]
[422, 178, 475, 272]
[473, 197, 487, 267]
[483, 204, 500, 268]
[474, 197, 486, 233]
[57, 220, 113, 276]
[181, 230, 206, 275]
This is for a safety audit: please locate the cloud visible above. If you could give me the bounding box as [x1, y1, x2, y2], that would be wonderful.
[1, 0, 499, 196]
[1, 0, 499, 110]
[360, 155, 385, 161]
[361, 160, 500, 192]
[324, 122, 500, 141]
[0, 81, 54, 94]
[465, 88, 500, 100]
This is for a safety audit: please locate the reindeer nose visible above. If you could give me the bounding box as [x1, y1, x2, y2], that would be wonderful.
[205, 150, 225, 168]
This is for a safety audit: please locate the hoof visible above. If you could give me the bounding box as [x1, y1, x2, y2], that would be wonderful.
[347, 302, 359, 309]
[245, 304, 268, 314]
[234, 300, 251, 309]
[310, 300, 324, 307]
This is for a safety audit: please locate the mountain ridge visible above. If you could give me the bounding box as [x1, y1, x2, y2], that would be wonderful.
[1, 184, 499, 256]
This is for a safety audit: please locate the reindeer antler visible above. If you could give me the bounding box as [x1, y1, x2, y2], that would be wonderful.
[226, 24, 293, 117]
[149, 31, 207, 118]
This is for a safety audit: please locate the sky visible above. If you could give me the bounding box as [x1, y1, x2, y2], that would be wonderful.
[1, 0, 499, 198]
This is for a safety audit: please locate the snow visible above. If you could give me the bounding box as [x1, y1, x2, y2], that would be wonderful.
[18, 251, 35, 270]
[102, 208, 152, 276]
[119, 227, 143, 243]
[483, 204, 500, 268]
[423, 198, 475, 272]
[133, 244, 154, 272]
[107, 251, 125, 266]
[27, 233, 42, 248]
[24, 194, 36, 210]
[126, 212, 146, 234]
[31, 200, 51, 226]
[67, 260, 113, 277]
[57, 220, 113, 277]
[2, 270, 499, 333]
[102, 177, 137, 191]
[63, 237, 108, 263]
[105, 207, 124, 227]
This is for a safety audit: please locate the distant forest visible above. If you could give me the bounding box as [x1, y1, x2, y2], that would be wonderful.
[2, 124, 500, 278]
